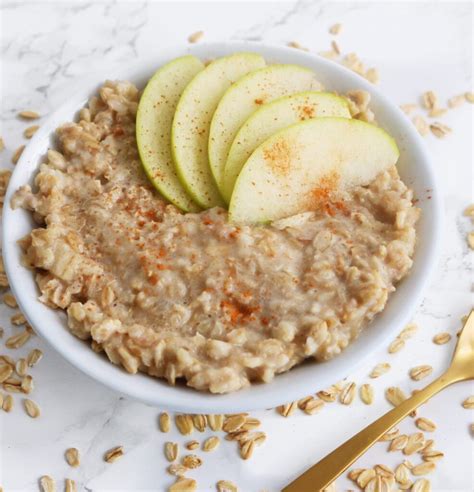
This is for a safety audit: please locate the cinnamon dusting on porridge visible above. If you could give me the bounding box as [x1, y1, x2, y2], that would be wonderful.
[12, 80, 419, 394]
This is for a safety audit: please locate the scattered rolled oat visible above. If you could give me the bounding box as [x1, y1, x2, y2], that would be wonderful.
[185, 440, 199, 451]
[65, 447, 80, 467]
[401, 323, 419, 340]
[18, 110, 40, 120]
[428, 107, 447, 117]
[410, 365, 433, 381]
[465, 92, 474, 103]
[11, 313, 27, 325]
[467, 232, 474, 249]
[65, 479, 77, 492]
[169, 477, 197, 492]
[276, 401, 297, 417]
[416, 417, 436, 432]
[389, 434, 408, 451]
[360, 383, 374, 405]
[412, 478, 432, 492]
[182, 454, 202, 469]
[203, 436, 220, 452]
[23, 398, 40, 418]
[412, 115, 430, 136]
[167, 463, 188, 477]
[0, 136, 4, 151]
[370, 362, 391, 378]
[0, 364, 13, 383]
[331, 40, 340, 55]
[5, 330, 31, 349]
[21, 375, 33, 394]
[385, 386, 407, 407]
[287, 41, 308, 51]
[301, 397, 325, 415]
[422, 449, 444, 462]
[206, 414, 224, 431]
[433, 332, 451, 345]
[356, 468, 376, 488]
[12, 145, 25, 165]
[340, 382, 356, 405]
[329, 23, 342, 35]
[388, 337, 405, 353]
[317, 387, 338, 402]
[39, 475, 56, 492]
[422, 91, 438, 110]
[241, 417, 260, 430]
[223, 414, 246, 432]
[365, 68, 379, 84]
[3, 293, 18, 308]
[175, 414, 194, 435]
[374, 463, 394, 478]
[400, 103, 417, 115]
[24, 125, 39, 139]
[2, 394, 13, 412]
[15, 358, 27, 377]
[165, 442, 179, 462]
[380, 427, 399, 441]
[448, 94, 466, 108]
[192, 414, 206, 432]
[188, 31, 204, 44]
[412, 461, 436, 476]
[239, 439, 255, 460]
[395, 463, 410, 485]
[462, 396, 474, 409]
[216, 480, 238, 492]
[403, 432, 425, 455]
[318, 49, 338, 60]
[104, 445, 124, 463]
[430, 122, 451, 138]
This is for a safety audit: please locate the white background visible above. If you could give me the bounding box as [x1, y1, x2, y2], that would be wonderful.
[0, 1, 473, 491]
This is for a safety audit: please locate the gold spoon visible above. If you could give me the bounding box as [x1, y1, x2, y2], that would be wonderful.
[283, 310, 474, 492]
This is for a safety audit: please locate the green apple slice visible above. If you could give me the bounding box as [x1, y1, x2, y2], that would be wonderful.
[229, 117, 399, 224]
[136, 55, 204, 212]
[171, 52, 266, 208]
[208, 64, 322, 197]
[221, 91, 350, 202]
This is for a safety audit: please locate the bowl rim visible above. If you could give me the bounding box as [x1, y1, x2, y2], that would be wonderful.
[1, 40, 443, 412]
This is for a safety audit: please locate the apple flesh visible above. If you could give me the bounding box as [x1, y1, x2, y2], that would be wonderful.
[221, 91, 350, 202]
[136, 55, 204, 212]
[208, 64, 322, 197]
[228, 117, 400, 224]
[171, 53, 266, 209]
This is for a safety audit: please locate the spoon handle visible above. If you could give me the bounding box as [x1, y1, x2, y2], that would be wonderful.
[282, 371, 459, 492]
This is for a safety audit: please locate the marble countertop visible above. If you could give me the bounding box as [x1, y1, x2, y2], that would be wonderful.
[1, 1, 473, 491]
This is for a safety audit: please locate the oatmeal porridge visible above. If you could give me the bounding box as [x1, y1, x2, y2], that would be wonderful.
[12, 80, 419, 394]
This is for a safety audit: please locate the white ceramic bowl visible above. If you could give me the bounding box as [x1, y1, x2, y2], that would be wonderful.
[2, 41, 442, 413]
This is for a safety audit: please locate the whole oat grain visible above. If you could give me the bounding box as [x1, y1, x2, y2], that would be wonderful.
[410, 365, 433, 381]
[416, 417, 436, 432]
[188, 31, 204, 44]
[23, 398, 40, 418]
[370, 362, 391, 378]
[433, 332, 451, 345]
[104, 445, 124, 463]
[360, 383, 374, 405]
[39, 475, 56, 492]
[203, 436, 220, 452]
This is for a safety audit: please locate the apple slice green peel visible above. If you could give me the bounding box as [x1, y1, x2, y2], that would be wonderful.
[136, 55, 204, 212]
[208, 64, 322, 197]
[221, 91, 351, 202]
[171, 52, 266, 209]
[228, 117, 400, 224]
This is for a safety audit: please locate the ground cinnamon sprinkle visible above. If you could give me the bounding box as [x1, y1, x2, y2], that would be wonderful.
[263, 139, 291, 176]
[308, 172, 347, 216]
[254, 98, 264, 105]
[298, 105, 315, 120]
[221, 299, 260, 325]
